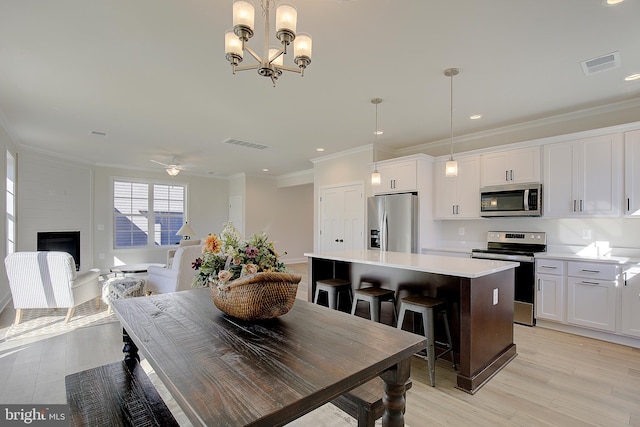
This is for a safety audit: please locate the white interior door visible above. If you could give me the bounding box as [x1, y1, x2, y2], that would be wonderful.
[319, 183, 364, 252]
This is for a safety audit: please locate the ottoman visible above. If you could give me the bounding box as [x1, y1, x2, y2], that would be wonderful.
[102, 276, 146, 313]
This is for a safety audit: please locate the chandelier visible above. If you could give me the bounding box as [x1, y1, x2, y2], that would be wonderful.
[224, 0, 312, 86]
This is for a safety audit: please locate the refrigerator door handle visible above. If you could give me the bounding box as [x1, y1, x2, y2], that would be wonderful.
[382, 211, 388, 251]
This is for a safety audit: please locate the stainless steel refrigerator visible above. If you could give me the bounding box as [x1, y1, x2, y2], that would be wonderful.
[367, 193, 418, 253]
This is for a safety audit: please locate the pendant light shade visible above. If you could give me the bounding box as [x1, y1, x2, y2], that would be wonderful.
[445, 67, 459, 177]
[371, 98, 383, 186]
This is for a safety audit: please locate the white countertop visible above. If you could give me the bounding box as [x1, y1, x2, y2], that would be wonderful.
[304, 249, 519, 279]
[536, 252, 640, 265]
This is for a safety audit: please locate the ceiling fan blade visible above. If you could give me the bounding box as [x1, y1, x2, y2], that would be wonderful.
[150, 159, 170, 167]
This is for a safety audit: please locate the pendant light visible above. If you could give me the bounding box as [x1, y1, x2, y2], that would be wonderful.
[445, 67, 459, 177]
[371, 98, 382, 186]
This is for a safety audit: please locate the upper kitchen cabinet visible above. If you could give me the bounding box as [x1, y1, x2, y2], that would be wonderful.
[625, 130, 640, 216]
[480, 146, 540, 187]
[434, 156, 480, 219]
[543, 134, 623, 217]
[373, 156, 430, 195]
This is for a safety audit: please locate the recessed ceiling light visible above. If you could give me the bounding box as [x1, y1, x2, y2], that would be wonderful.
[316, 148, 325, 152]
[625, 73, 640, 81]
[602, 0, 624, 5]
[470, 114, 483, 120]
[262, 168, 269, 172]
[374, 130, 383, 135]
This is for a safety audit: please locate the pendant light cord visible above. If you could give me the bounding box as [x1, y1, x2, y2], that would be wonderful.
[449, 71, 454, 161]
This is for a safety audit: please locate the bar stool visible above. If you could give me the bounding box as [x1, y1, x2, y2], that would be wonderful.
[314, 279, 352, 311]
[397, 295, 456, 387]
[350, 284, 397, 324]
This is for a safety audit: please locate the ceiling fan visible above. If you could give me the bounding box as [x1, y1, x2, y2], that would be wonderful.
[150, 157, 183, 176]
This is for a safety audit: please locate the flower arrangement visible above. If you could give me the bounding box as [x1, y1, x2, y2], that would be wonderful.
[192, 222, 288, 289]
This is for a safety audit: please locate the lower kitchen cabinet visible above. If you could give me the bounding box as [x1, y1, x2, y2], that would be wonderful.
[567, 276, 617, 332]
[621, 264, 640, 338]
[537, 273, 565, 322]
[535, 259, 565, 322]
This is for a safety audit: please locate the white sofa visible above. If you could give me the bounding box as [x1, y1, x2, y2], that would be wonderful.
[4, 251, 101, 324]
[146, 244, 204, 294]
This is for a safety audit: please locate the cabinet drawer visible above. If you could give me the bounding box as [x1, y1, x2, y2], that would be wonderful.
[567, 261, 618, 280]
[536, 259, 564, 275]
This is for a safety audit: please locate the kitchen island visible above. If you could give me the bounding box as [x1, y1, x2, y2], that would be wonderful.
[304, 249, 519, 394]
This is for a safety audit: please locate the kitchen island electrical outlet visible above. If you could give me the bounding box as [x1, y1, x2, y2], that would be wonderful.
[493, 288, 498, 305]
[582, 229, 592, 240]
[459, 227, 465, 236]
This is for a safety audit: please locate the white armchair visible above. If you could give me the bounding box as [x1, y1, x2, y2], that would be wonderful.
[166, 238, 201, 268]
[146, 245, 204, 294]
[4, 251, 101, 325]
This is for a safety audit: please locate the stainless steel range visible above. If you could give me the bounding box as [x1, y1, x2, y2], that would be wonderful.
[471, 231, 547, 326]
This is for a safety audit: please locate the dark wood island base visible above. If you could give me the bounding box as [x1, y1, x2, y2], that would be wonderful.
[306, 250, 519, 395]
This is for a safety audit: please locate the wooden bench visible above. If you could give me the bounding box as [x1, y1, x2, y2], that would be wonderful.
[65, 361, 179, 427]
[331, 377, 413, 427]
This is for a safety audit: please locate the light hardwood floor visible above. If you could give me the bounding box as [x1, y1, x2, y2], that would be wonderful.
[1, 262, 639, 426]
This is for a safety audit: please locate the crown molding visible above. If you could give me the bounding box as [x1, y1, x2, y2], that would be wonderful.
[396, 96, 640, 155]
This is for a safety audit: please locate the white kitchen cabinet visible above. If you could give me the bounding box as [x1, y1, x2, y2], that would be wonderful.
[566, 261, 618, 332]
[480, 146, 540, 186]
[535, 259, 565, 322]
[621, 264, 640, 338]
[624, 130, 640, 216]
[543, 134, 623, 217]
[434, 156, 480, 219]
[374, 160, 417, 194]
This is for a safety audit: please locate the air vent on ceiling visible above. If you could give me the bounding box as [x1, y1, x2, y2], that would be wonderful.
[581, 51, 620, 76]
[223, 138, 270, 150]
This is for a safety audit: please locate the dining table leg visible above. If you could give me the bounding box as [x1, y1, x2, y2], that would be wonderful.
[379, 357, 412, 427]
[122, 328, 139, 364]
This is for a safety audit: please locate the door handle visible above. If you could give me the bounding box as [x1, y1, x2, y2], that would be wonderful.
[456, 205, 459, 215]
[580, 199, 583, 212]
[505, 170, 509, 181]
[452, 205, 455, 215]
[510, 170, 514, 181]
[573, 200, 577, 212]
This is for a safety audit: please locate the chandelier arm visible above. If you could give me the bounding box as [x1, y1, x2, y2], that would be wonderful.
[269, 48, 285, 65]
[234, 64, 260, 72]
[277, 65, 302, 74]
[244, 46, 263, 63]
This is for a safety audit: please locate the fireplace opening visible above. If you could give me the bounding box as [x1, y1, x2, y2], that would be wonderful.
[37, 231, 80, 271]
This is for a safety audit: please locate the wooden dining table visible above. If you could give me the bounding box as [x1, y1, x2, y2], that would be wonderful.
[111, 288, 426, 427]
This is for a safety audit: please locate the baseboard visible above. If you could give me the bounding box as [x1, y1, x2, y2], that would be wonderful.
[536, 319, 640, 349]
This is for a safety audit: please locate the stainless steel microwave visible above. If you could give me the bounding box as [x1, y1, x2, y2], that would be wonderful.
[480, 183, 542, 217]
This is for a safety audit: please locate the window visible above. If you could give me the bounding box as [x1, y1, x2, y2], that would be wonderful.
[113, 179, 186, 249]
[6, 151, 15, 254]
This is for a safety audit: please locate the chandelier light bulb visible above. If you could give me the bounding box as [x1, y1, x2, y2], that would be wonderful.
[276, 4, 297, 46]
[233, 0, 255, 40]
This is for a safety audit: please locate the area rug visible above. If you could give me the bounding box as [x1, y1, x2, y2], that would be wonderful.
[3, 300, 117, 342]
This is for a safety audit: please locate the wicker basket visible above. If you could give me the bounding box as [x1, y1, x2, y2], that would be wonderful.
[210, 272, 302, 321]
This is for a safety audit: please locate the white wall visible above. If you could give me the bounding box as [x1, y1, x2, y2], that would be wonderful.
[0, 121, 18, 309]
[17, 151, 93, 270]
[243, 176, 313, 263]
